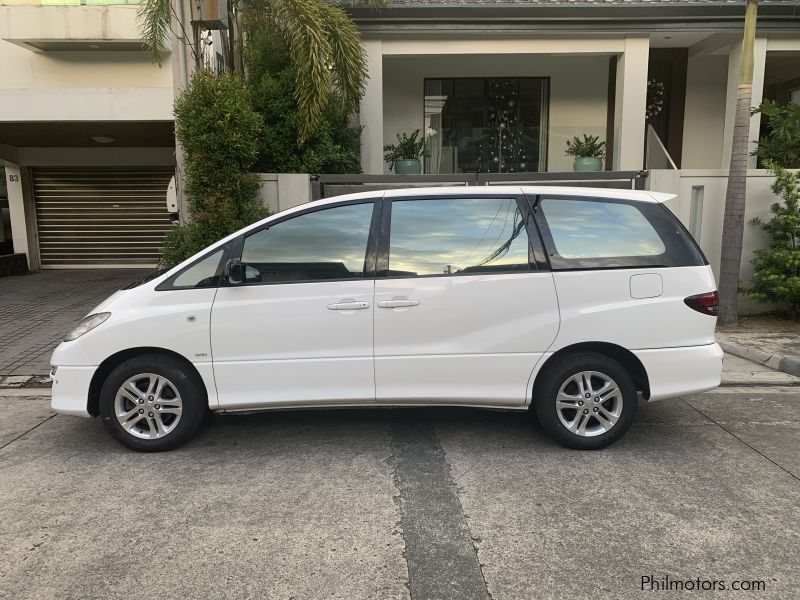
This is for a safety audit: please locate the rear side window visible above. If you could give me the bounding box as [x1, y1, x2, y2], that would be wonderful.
[536, 197, 706, 270]
[388, 197, 531, 277]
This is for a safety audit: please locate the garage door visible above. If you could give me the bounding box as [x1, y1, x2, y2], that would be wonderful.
[33, 168, 175, 267]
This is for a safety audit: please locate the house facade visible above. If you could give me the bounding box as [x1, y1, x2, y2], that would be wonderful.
[1, 0, 799, 279]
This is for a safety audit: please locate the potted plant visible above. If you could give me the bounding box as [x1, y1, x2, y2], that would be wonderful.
[384, 129, 426, 174]
[565, 135, 606, 172]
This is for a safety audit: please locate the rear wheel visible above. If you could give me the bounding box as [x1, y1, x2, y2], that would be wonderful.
[99, 355, 206, 452]
[534, 352, 637, 450]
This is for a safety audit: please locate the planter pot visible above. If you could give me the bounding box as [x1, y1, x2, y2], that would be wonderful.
[573, 157, 604, 172]
[394, 159, 422, 174]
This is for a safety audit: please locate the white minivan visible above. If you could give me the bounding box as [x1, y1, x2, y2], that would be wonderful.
[50, 186, 723, 451]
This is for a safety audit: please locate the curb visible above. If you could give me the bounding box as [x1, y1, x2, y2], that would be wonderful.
[719, 340, 800, 378]
[0, 375, 52, 389]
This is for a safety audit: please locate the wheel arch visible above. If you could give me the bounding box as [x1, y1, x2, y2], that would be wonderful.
[87, 347, 207, 417]
[533, 342, 650, 402]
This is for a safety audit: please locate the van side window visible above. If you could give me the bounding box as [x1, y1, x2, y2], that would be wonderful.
[241, 202, 374, 284]
[537, 197, 706, 270]
[388, 197, 530, 277]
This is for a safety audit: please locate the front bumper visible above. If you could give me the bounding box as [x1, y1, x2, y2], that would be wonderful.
[51, 365, 96, 417]
[634, 342, 724, 402]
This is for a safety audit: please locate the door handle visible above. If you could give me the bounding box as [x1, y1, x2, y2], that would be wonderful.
[377, 300, 420, 309]
[327, 301, 370, 311]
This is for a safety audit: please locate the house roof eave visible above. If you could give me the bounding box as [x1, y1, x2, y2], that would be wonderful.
[347, 2, 800, 33]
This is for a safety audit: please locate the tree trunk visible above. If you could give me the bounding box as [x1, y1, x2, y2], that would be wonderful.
[718, 0, 758, 326]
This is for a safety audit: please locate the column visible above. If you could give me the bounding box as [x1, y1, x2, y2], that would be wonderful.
[360, 39, 384, 175]
[3, 163, 31, 263]
[613, 36, 650, 171]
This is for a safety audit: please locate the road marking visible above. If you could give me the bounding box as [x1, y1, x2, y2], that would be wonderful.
[390, 418, 491, 600]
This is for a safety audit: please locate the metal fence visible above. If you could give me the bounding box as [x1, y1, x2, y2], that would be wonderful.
[311, 170, 649, 200]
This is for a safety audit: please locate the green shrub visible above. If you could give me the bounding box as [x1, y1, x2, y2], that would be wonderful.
[565, 134, 606, 159]
[742, 161, 800, 319]
[383, 130, 426, 171]
[752, 100, 800, 168]
[243, 27, 362, 174]
[162, 70, 267, 268]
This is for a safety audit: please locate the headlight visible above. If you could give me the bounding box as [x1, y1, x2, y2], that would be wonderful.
[64, 312, 111, 342]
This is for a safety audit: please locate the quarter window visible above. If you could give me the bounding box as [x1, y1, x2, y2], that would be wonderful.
[540, 199, 665, 259]
[241, 202, 374, 284]
[167, 249, 225, 289]
[537, 197, 706, 270]
[388, 197, 530, 277]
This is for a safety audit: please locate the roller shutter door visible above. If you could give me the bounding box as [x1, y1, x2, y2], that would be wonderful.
[33, 168, 174, 267]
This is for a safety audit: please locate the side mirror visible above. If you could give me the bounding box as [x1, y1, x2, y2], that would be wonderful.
[224, 258, 244, 285]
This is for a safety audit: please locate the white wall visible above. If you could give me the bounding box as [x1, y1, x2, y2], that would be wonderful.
[382, 54, 610, 173]
[682, 54, 728, 169]
[0, 6, 173, 122]
[256, 174, 312, 214]
[649, 168, 784, 314]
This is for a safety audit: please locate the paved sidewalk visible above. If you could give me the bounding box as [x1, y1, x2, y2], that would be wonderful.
[721, 353, 800, 386]
[0, 270, 148, 377]
[717, 315, 800, 377]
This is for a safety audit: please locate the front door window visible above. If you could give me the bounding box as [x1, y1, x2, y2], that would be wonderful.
[424, 77, 549, 174]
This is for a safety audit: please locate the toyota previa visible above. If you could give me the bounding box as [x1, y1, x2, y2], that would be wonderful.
[50, 187, 723, 451]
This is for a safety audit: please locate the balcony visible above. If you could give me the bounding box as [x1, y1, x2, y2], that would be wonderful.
[0, 2, 146, 52]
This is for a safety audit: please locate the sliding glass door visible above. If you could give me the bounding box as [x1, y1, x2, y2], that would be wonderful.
[424, 77, 549, 174]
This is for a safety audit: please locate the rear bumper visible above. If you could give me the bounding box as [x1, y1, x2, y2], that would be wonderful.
[51, 365, 95, 417]
[634, 343, 723, 401]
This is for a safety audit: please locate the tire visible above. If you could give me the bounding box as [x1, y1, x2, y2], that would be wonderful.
[99, 354, 207, 452]
[534, 352, 637, 450]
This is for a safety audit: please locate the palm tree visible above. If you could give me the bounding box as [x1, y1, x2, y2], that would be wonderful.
[718, 0, 758, 325]
[138, 0, 386, 142]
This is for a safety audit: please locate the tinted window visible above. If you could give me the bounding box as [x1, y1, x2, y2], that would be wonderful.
[165, 249, 225, 289]
[540, 199, 665, 258]
[241, 202, 373, 283]
[537, 197, 706, 270]
[389, 197, 530, 277]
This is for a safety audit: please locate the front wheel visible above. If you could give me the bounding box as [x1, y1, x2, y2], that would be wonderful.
[99, 355, 207, 452]
[534, 352, 637, 450]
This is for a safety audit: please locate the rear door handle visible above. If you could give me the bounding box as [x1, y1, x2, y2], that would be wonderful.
[377, 300, 420, 309]
[327, 301, 370, 310]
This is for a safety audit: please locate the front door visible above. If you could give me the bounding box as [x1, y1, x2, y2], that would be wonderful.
[374, 195, 560, 407]
[210, 201, 378, 409]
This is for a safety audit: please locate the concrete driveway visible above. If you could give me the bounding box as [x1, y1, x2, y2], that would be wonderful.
[1, 383, 798, 599]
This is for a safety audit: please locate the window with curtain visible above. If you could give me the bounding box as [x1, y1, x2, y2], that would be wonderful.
[423, 78, 549, 174]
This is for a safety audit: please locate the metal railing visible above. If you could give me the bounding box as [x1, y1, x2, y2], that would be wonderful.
[312, 170, 649, 200]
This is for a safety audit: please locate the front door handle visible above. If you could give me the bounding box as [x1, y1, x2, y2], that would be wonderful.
[377, 300, 421, 309]
[327, 301, 370, 311]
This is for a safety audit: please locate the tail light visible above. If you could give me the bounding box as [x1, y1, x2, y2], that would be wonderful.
[684, 291, 719, 316]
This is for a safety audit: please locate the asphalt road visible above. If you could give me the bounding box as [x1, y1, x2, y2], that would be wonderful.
[1, 385, 799, 600]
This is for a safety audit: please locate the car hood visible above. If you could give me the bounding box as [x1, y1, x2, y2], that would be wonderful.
[89, 289, 129, 314]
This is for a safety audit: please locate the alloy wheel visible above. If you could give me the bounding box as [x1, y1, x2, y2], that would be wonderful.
[114, 373, 183, 440]
[555, 370, 622, 437]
